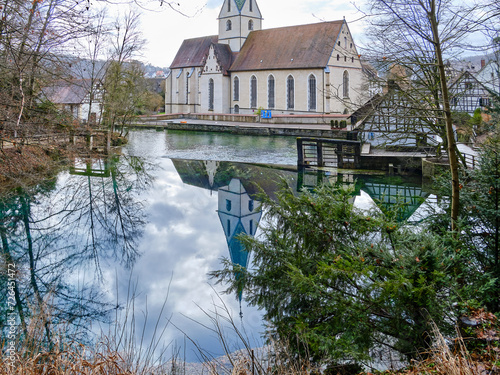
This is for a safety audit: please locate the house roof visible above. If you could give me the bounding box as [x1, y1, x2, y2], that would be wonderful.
[170, 35, 218, 69]
[41, 80, 92, 105]
[230, 21, 344, 71]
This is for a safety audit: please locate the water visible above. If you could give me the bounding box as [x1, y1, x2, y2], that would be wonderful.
[0, 129, 434, 363]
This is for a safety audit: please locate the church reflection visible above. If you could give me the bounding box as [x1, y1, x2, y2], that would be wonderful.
[217, 179, 262, 312]
[171, 159, 433, 308]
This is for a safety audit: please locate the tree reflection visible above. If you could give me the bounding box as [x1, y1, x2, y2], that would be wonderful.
[0, 153, 154, 348]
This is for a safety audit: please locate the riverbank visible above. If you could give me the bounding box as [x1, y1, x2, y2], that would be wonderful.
[131, 117, 348, 139]
[0, 145, 64, 193]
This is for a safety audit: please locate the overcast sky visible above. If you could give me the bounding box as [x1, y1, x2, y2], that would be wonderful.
[131, 0, 366, 67]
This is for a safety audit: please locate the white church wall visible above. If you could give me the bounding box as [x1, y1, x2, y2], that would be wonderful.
[231, 69, 327, 114]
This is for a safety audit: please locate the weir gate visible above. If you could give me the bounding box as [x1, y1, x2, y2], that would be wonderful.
[297, 137, 362, 169]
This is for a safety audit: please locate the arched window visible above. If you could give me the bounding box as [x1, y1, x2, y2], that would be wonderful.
[234, 104, 239, 114]
[233, 76, 239, 101]
[248, 20, 253, 30]
[308, 74, 316, 111]
[209, 78, 214, 110]
[267, 75, 275, 109]
[250, 75, 257, 108]
[343, 70, 349, 98]
[226, 20, 232, 31]
[287, 75, 294, 110]
[344, 36, 347, 49]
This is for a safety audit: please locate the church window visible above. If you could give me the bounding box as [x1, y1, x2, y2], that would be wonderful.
[228, 0, 231, 11]
[344, 37, 347, 49]
[233, 76, 239, 101]
[227, 220, 231, 235]
[234, 104, 239, 113]
[337, 54, 340, 61]
[344, 56, 347, 62]
[249, 199, 254, 211]
[209, 78, 214, 111]
[226, 20, 232, 31]
[249, 0, 253, 11]
[267, 75, 275, 109]
[338, 41, 340, 46]
[226, 199, 232, 211]
[287, 75, 294, 110]
[352, 57, 354, 63]
[250, 219, 253, 235]
[248, 20, 253, 30]
[308, 74, 316, 111]
[343, 70, 349, 98]
[250, 75, 257, 108]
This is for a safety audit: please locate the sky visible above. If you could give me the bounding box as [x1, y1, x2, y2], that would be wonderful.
[130, 0, 367, 67]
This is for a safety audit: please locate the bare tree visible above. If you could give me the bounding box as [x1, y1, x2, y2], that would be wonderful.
[102, 8, 147, 132]
[361, 0, 489, 231]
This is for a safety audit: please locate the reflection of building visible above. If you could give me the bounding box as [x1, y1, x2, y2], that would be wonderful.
[217, 178, 262, 307]
[361, 181, 429, 222]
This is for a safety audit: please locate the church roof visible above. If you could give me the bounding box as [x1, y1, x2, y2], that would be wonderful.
[230, 21, 344, 71]
[212, 43, 236, 76]
[170, 35, 218, 69]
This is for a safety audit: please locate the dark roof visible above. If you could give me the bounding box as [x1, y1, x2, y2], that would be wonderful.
[41, 80, 92, 104]
[170, 35, 218, 69]
[212, 43, 236, 75]
[230, 21, 344, 71]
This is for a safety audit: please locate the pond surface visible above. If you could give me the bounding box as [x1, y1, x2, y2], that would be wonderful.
[0, 129, 435, 363]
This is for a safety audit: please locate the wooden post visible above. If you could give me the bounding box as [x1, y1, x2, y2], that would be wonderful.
[317, 141, 323, 167]
[297, 138, 304, 166]
[106, 130, 111, 153]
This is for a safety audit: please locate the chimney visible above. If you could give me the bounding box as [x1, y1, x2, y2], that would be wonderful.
[481, 59, 486, 68]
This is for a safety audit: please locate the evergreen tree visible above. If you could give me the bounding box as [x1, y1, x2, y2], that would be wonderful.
[212, 182, 464, 364]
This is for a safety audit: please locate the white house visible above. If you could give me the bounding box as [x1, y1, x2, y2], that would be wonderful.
[165, 0, 364, 116]
[42, 79, 103, 125]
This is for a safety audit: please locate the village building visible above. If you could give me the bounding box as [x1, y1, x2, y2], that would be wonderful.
[349, 81, 441, 150]
[448, 71, 495, 115]
[41, 79, 104, 125]
[165, 0, 365, 116]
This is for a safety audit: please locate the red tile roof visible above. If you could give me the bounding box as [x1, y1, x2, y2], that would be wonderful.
[170, 35, 218, 69]
[230, 21, 344, 71]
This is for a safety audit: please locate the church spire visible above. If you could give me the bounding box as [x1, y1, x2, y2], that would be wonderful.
[217, 0, 263, 52]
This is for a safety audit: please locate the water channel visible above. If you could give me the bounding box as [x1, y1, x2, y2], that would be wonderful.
[0, 129, 435, 363]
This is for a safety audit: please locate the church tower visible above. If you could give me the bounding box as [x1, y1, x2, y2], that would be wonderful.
[217, 0, 262, 52]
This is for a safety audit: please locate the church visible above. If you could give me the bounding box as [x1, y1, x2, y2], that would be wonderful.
[165, 0, 364, 116]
